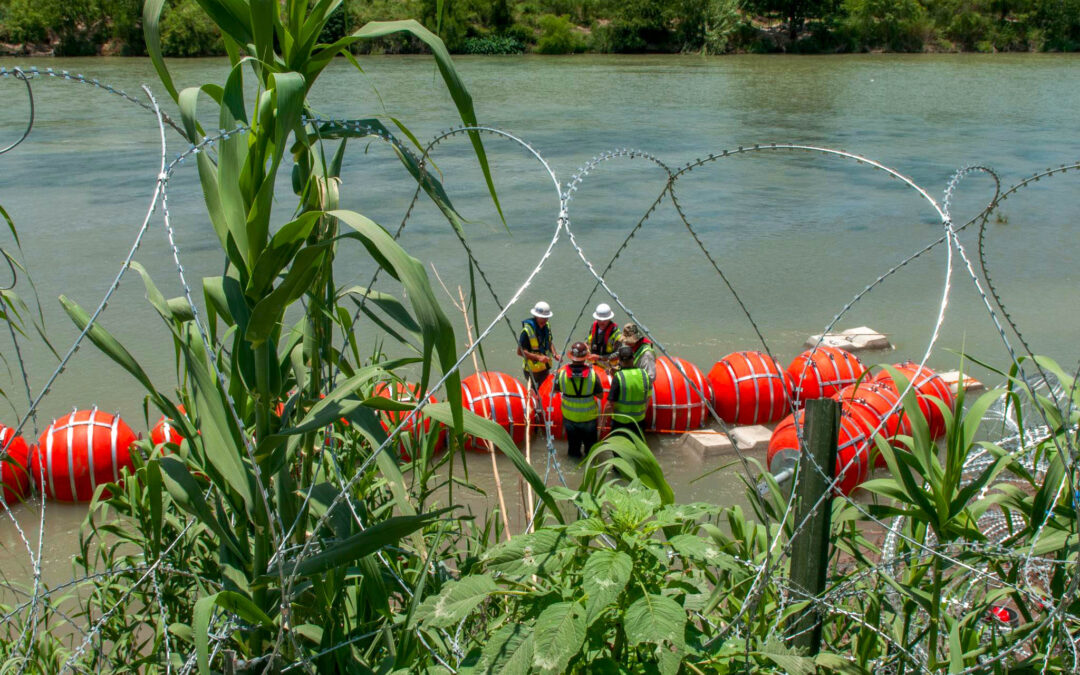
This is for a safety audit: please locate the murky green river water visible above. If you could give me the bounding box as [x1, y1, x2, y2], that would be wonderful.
[0, 54, 1077, 580]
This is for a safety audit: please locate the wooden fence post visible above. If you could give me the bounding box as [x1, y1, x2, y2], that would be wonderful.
[787, 397, 840, 655]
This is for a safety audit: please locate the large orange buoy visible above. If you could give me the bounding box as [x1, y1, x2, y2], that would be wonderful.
[1, 424, 31, 505]
[787, 345, 866, 403]
[150, 405, 187, 448]
[647, 357, 714, 432]
[373, 381, 443, 458]
[835, 382, 911, 468]
[873, 361, 955, 440]
[766, 409, 872, 496]
[708, 351, 791, 425]
[536, 366, 612, 440]
[31, 409, 138, 502]
[461, 372, 530, 452]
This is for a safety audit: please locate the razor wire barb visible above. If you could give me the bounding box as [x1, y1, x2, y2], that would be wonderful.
[0, 67, 1077, 674]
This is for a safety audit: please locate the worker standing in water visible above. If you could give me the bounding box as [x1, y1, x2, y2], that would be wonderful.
[585, 303, 621, 369]
[553, 342, 603, 458]
[620, 323, 656, 385]
[518, 301, 560, 390]
[606, 345, 651, 441]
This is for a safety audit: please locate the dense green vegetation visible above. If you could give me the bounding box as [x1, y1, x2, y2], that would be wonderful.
[1, 0, 1079, 56]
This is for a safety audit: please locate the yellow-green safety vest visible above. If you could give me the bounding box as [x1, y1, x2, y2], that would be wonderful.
[633, 340, 654, 368]
[521, 319, 552, 373]
[612, 368, 650, 423]
[558, 366, 600, 423]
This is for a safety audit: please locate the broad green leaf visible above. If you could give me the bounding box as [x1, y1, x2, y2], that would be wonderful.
[475, 621, 534, 675]
[414, 574, 498, 628]
[624, 593, 686, 649]
[668, 534, 730, 568]
[248, 211, 322, 295]
[532, 602, 586, 674]
[582, 550, 632, 624]
[481, 528, 572, 579]
[246, 243, 329, 346]
[143, 0, 180, 102]
[285, 509, 450, 579]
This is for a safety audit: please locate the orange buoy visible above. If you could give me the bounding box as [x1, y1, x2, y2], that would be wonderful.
[708, 351, 791, 425]
[31, 409, 138, 502]
[461, 372, 530, 452]
[873, 361, 955, 440]
[835, 382, 911, 468]
[373, 381, 443, 458]
[150, 405, 187, 447]
[787, 345, 866, 403]
[536, 366, 612, 440]
[766, 409, 872, 496]
[1, 424, 31, 504]
[647, 357, 714, 432]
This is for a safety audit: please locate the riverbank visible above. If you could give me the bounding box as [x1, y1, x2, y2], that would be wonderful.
[1, 1, 1078, 58]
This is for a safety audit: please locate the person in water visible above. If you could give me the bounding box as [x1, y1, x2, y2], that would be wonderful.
[553, 342, 604, 458]
[518, 301, 560, 390]
[606, 345, 651, 441]
[585, 303, 621, 368]
[620, 323, 656, 385]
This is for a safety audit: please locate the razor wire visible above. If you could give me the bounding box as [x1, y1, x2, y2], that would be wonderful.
[0, 67, 1077, 674]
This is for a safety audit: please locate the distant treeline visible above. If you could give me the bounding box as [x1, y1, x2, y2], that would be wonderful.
[2, 0, 1079, 56]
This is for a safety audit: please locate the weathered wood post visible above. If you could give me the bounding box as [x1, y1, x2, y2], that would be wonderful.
[787, 397, 840, 654]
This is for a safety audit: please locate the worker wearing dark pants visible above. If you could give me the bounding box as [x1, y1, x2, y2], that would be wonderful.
[518, 301, 560, 391]
[554, 342, 603, 458]
[606, 345, 651, 442]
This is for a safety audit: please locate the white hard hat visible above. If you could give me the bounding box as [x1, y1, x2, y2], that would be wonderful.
[593, 303, 614, 321]
[530, 301, 553, 319]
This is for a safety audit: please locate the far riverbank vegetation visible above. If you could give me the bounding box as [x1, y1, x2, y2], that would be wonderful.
[1, 0, 1079, 57]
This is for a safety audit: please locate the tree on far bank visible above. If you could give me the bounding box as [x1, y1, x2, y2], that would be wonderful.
[746, 0, 841, 40]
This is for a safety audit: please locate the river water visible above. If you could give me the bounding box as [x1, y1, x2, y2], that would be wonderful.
[0, 54, 1077, 583]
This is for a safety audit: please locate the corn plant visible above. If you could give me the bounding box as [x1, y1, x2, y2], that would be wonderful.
[54, 0, 559, 671]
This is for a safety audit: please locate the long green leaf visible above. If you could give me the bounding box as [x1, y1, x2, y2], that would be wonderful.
[194, 590, 274, 674]
[285, 509, 451, 578]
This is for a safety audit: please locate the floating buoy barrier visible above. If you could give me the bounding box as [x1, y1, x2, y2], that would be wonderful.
[708, 351, 791, 425]
[537, 366, 612, 440]
[31, 409, 138, 502]
[767, 409, 872, 496]
[150, 405, 186, 448]
[787, 345, 867, 402]
[460, 372, 530, 452]
[1, 424, 31, 505]
[834, 382, 910, 468]
[873, 361, 955, 440]
[373, 381, 443, 458]
[647, 357, 714, 433]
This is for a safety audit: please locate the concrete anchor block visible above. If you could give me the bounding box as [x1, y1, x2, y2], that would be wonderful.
[806, 326, 893, 353]
[685, 424, 774, 460]
[938, 370, 985, 396]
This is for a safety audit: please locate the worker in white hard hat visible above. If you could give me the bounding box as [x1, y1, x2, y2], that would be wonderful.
[585, 303, 621, 369]
[518, 300, 560, 390]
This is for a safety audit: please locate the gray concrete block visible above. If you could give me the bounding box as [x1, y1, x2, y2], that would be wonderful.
[938, 370, 985, 396]
[730, 425, 772, 453]
[684, 424, 774, 460]
[684, 430, 733, 459]
[806, 326, 893, 353]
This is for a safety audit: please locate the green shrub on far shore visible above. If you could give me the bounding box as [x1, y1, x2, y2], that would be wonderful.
[842, 0, 931, 51]
[159, 0, 224, 57]
[537, 13, 581, 53]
